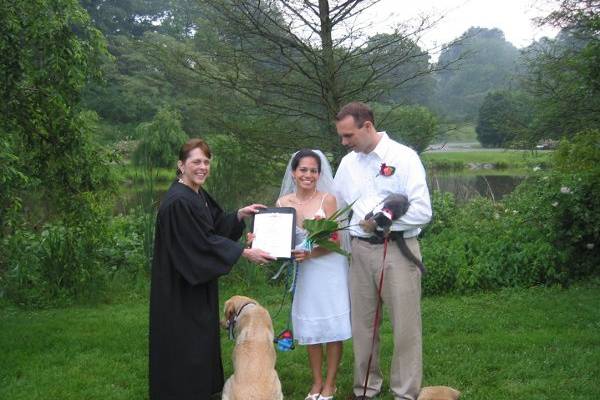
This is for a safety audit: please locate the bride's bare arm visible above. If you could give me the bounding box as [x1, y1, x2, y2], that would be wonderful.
[293, 193, 340, 262]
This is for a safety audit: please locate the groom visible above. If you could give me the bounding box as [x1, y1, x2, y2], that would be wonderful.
[333, 102, 432, 400]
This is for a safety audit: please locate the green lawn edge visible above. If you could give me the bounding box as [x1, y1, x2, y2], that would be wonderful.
[1, 282, 599, 399]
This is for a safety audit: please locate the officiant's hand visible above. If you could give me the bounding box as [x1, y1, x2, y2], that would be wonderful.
[237, 204, 267, 221]
[242, 247, 276, 266]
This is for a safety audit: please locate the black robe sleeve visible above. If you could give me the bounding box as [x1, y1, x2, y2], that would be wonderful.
[203, 189, 246, 241]
[160, 195, 244, 285]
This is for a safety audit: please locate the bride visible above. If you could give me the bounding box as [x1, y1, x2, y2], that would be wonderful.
[277, 149, 351, 400]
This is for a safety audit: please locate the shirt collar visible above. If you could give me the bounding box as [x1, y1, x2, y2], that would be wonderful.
[358, 131, 390, 160]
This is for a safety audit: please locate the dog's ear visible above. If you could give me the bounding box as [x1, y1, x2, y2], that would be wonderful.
[223, 297, 237, 322]
[221, 298, 237, 330]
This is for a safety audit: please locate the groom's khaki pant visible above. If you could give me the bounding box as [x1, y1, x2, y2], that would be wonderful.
[350, 236, 422, 400]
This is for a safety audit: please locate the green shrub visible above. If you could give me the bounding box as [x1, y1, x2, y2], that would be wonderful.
[1, 222, 109, 307]
[421, 132, 600, 295]
[495, 161, 509, 170]
[506, 170, 600, 280]
[421, 194, 568, 295]
[421, 191, 456, 237]
[100, 210, 152, 279]
[553, 129, 600, 173]
[0, 209, 152, 308]
[133, 107, 188, 168]
[0, 136, 29, 234]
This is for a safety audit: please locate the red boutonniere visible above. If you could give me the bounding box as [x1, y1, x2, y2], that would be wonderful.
[377, 163, 396, 177]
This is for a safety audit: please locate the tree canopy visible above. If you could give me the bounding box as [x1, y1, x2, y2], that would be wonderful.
[435, 27, 520, 122]
[0, 0, 115, 228]
[520, 0, 600, 140]
[476, 91, 533, 148]
[144, 0, 447, 161]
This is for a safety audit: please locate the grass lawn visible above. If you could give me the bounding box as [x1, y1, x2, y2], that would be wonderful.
[422, 150, 551, 167]
[1, 280, 598, 400]
[422, 150, 552, 176]
[439, 123, 478, 143]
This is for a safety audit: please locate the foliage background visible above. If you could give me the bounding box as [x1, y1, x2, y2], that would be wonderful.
[0, 3, 599, 400]
[0, 0, 598, 308]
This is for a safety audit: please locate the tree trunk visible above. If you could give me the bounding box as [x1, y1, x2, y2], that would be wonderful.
[318, 0, 344, 163]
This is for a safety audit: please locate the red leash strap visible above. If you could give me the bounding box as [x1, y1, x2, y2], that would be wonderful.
[361, 237, 388, 398]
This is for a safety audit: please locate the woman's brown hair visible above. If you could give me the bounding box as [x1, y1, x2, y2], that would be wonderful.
[176, 138, 212, 177]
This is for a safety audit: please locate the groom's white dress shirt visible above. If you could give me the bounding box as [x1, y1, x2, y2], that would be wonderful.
[334, 132, 432, 238]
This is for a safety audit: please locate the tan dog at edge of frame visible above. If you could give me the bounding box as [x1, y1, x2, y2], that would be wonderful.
[417, 385, 461, 400]
[221, 295, 283, 400]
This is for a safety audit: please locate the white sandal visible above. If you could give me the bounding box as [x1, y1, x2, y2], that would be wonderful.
[318, 387, 337, 400]
[305, 393, 320, 400]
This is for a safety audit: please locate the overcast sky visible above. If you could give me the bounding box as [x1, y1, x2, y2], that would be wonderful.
[359, 0, 560, 52]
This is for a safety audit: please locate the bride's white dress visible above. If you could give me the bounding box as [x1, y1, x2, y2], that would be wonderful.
[291, 203, 352, 345]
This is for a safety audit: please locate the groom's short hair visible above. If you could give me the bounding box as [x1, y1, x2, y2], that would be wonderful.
[335, 102, 375, 128]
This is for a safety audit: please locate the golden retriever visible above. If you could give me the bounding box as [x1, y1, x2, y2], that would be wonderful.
[417, 386, 461, 400]
[221, 295, 283, 400]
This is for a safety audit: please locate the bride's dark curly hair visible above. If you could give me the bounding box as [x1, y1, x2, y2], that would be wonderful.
[291, 149, 322, 173]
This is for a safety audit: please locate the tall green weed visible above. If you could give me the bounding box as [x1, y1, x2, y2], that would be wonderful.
[1, 222, 109, 307]
[0, 210, 151, 308]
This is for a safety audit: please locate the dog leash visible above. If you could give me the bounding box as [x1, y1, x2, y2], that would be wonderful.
[270, 259, 299, 320]
[361, 237, 389, 398]
[271, 259, 299, 351]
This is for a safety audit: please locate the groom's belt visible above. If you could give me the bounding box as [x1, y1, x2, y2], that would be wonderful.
[354, 232, 418, 245]
[354, 233, 426, 274]
[354, 234, 398, 245]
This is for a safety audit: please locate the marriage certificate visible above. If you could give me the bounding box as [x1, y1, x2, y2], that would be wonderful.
[251, 207, 296, 259]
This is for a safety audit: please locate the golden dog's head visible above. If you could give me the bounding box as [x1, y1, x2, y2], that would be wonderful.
[417, 386, 460, 400]
[222, 295, 259, 328]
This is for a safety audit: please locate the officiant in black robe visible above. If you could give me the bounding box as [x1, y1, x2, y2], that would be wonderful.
[149, 138, 275, 400]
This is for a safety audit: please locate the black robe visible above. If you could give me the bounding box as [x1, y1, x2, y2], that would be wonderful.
[149, 181, 245, 400]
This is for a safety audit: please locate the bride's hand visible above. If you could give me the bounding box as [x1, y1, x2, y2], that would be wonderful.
[245, 232, 256, 246]
[237, 204, 267, 220]
[292, 249, 310, 262]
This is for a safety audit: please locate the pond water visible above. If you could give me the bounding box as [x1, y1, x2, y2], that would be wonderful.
[115, 173, 526, 214]
[428, 173, 525, 202]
